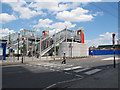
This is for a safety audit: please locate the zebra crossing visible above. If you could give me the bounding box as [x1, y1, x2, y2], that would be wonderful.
[26, 62, 102, 76]
[2, 60, 21, 63]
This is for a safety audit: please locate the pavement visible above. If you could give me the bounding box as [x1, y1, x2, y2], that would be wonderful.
[47, 63, 119, 89]
[1, 55, 120, 89]
[1, 56, 93, 66]
[1, 56, 58, 66]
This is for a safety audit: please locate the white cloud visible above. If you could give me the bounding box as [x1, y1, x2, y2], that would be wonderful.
[99, 32, 113, 40]
[2, 1, 46, 19]
[0, 28, 15, 39]
[1, 1, 102, 21]
[32, 18, 75, 36]
[29, 2, 80, 12]
[93, 12, 104, 16]
[2, 0, 120, 2]
[14, 6, 44, 19]
[50, 21, 75, 29]
[0, 13, 17, 24]
[33, 18, 53, 28]
[56, 7, 94, 22]
[86, 32, 118, 47]
[33, 18, 75, 30]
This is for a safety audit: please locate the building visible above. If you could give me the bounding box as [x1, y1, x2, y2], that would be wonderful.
[97, 45, 120, 50]
[58, 26, 88, 57]
[58, 42, 88, 57]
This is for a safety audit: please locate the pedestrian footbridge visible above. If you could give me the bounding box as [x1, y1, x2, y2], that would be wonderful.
[3, 29, 76, 56]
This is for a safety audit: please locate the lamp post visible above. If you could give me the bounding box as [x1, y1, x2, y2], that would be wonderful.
[21, 36, 24, 63]
[40, 36, 41, 59]
[112, 33, 116, 68]
[54, 31, 56, 58]
[74, 24, 76, 37]
[17, 31, 20, 60]
[66, 26, 67, 42]
[8, 32, 11, 56]
[71, 37, 73, 58]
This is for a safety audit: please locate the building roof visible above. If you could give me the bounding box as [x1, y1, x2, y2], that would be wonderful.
[97, 45, 120, 49]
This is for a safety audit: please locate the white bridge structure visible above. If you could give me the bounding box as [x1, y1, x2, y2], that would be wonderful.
[3, 28, 81, 57]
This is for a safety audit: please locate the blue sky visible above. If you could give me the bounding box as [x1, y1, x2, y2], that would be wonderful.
[0, 0, 119, 47]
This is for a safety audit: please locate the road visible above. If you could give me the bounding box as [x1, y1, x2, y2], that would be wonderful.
[2, 55, 119, 89]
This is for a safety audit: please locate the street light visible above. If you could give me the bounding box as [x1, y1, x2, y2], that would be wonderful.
[21, 36, 24, 63]
[40, 36, 41, 60]
[112, 33, 116, 68]
[17, 31, 20, 60]
[71, 37, 73, 58]
[54, 31, 56, 59]
[74, 24, 76, 37]
[66, 26, 67, 42]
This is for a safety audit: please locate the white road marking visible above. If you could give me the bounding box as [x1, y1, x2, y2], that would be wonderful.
[64, 72, 72, 75]
[44, 77, 83, 90]
[75, 74, 83, 77]
[2, 65, 24, 67]
[33, 66, 37, 67]
[50, 69, 55, 71]
[63, 66, 82, 70]
[73, 67, 91, 73]
[84, 69, 102, 75]
[29, 65, 32, 66]
[63, 67, 72, 70]
[43, 64, 51, 67]
[72, 66, 82, 69]
[37, 64, 42, 65]
[50, 66, 54, 67]
[45, 68, 49, 69]
[57, 67, 61, 69]
[56, 70, 60, 71]
[102, 57, 120, 60]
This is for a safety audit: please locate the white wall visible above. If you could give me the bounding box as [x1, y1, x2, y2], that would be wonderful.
[58, 42, 89, 57]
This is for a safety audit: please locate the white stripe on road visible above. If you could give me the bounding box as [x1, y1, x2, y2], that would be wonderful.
[84, 69, 102, 75]
[63, 67, 72, 70]
[63, 66, 82, 70]
[44, 77, 83, 90]
[102, 57, 120, 60]
[72, 66, 82, 69]
[75, 74, 83, 77]
[37, 64, 42, 65]
[33, 66, 37, 67]
[64, 72, 72, 75]
[50, 69, 55, 71]
[73, 67, 91, 73]
[29, 65, 32, 66]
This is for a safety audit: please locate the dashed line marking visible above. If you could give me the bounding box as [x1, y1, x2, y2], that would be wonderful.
[75, 74, 83, 77]
[84, 68, 102, 75]
[33, 66, 37, 67]
[102, 57, 120, 60]
[29, 65, 32, 66]
[50, 69, 55, 71]
[73, 67, 91, 73]
[72, 66, 82, 69]
[64, 72, 72, 75]
[63, 66, 82, 71]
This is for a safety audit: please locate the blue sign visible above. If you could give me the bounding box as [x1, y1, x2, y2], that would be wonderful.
[89, 50, 120, 55]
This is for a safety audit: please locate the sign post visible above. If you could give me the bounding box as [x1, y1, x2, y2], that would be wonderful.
[21, 36, 24, 63]
[112, 33, 116, 68]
